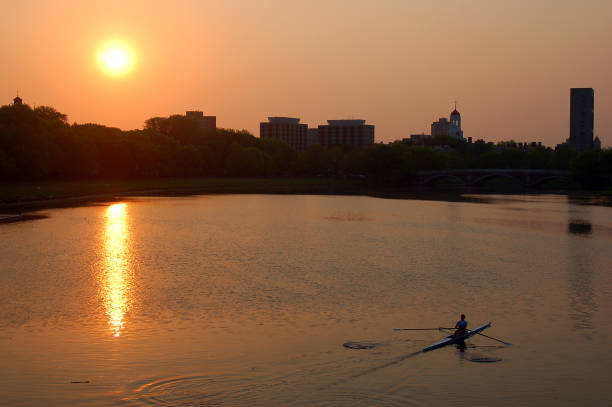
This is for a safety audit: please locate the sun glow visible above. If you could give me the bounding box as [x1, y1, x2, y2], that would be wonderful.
[97, 41, 134, 76]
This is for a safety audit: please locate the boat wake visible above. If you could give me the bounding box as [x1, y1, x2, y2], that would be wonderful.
[321, 350, 423, 390]
[467, 355, 503, 363]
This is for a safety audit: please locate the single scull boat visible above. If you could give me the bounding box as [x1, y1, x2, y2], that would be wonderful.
[422, 322, 491, 352]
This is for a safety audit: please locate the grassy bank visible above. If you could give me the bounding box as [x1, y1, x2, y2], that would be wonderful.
[2, 177, 609, 214]
[0, 177, 369, 212]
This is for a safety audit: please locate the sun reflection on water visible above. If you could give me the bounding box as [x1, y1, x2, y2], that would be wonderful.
[102, 203, 131, 338]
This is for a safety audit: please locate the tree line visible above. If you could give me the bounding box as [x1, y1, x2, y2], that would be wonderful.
[1, 102, 610, 188]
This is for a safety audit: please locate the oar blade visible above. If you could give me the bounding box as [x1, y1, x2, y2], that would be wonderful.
[475, 332, 512, 346]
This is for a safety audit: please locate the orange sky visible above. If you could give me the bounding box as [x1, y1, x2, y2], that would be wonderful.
[1, 0, 610, 146]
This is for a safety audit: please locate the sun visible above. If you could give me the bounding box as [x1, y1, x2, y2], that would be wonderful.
[98, 41, 134, 76]
[104, 49, 127, 70]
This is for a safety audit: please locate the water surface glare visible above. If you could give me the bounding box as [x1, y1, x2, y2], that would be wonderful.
[1, 194, 611, 406]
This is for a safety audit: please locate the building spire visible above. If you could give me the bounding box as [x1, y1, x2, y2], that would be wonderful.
[13, 92, 23, 106]
[451, 100, 459, 116]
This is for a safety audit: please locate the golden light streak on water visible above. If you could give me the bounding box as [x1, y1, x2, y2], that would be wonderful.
[102, 203, 131, 338]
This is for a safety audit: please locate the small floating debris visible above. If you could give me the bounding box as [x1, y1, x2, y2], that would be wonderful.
[343, 341, 379, 350]
[324, 213, 369, 222]
[569, 221, 592, 235]
[468, 356, 502, 363]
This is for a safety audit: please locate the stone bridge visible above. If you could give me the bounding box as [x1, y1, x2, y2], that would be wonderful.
[415, 169, 570, 187]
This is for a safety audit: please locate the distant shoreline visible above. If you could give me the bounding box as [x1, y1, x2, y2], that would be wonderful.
[1, 177, 610, 215]
[0, 178, 368, 213]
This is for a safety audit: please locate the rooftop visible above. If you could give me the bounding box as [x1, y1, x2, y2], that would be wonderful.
[327, 119, 366, 126]
[268, 117, 301, 124]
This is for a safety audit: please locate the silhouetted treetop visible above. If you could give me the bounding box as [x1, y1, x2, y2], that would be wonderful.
[34, 106, 68, 123]
[0, 101, 609, 188]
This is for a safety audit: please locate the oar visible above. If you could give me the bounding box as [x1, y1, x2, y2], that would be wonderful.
[475, 332, 512, 346]
[394, 328, 448, 331]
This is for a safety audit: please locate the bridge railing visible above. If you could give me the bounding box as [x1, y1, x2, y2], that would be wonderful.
[415, 169, 570, 187]
[415, 169, 570, 176]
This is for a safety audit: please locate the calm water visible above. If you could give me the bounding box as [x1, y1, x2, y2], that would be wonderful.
[1, 194, 611, 406]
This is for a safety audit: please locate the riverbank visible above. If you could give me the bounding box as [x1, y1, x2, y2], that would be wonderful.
[1, 177, 610, 214]
[0, 178, 370, 213]
[0, 213, 48, 223]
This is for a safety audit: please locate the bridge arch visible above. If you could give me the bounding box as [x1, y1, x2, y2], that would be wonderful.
[420, 174, 467, 186]
[529, 175, 571, 187]
[471, 172, 523, 186]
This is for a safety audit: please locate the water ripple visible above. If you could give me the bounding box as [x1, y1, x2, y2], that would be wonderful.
[128, 375, 253, 406]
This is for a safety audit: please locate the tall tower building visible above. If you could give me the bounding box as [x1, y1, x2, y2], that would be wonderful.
[449, 103, 463, 140]
[431, 103, 463, 140]
[569, 88, 594, 152]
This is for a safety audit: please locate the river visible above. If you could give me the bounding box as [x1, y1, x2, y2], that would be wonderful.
[1, 194, 611, 406]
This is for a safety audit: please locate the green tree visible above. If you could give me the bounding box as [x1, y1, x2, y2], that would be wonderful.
[570, 150, 610, 188]
[550, 146, 578, 170]
[259, 138, 298, 175]
[500, 147, 526, 168]
[296, 144, 335, 176]
[359, 143, 414, 183]
[34, 106, 68, 123]
[526, 147, 552, 169]
[144, 115, 201, 145]
[225, 143, 274, 177]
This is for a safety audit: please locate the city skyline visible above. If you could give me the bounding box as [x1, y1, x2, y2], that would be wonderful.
[1, 1, 610, 147]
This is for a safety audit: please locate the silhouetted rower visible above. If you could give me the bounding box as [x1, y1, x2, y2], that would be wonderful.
[453, 314, 468, 337]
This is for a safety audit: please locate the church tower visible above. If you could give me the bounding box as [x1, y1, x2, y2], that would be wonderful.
[449, 103, 463, 140]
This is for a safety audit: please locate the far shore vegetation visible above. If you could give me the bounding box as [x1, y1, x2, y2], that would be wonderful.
[1, 101, 611, 209]
[0, 178, 366, 209]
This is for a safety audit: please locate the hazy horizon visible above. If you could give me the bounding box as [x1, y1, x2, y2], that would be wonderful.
[1, 0, 610, 147]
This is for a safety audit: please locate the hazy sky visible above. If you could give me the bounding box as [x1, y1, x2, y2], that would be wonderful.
[1, 0, 610, 146]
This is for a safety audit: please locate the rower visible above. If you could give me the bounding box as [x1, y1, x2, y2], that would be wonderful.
[453, 314, 468, 337]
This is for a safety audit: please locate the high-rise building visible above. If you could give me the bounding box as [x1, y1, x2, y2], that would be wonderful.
[307, 128, 320, 147]
[431, 118, 449, 138]
[317, 120, 375, 149]
[260, 117, 309, 152]
[569, 88, 594, 152]
[186, 111, 216, 131]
